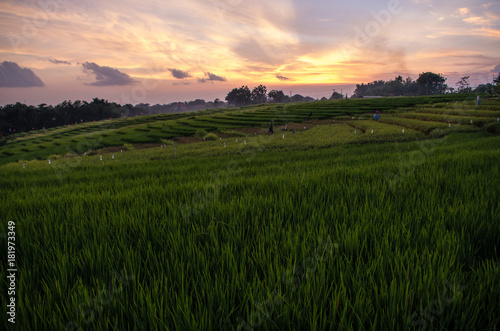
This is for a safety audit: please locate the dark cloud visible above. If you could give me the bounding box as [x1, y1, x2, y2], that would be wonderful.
[198, 72, 226, 83]
[82, 62, 136, 86]
[275, 73, 290, 81]
[206, 72, 226, 81]
[0, 61, 44, 88]
[168, 68, 191, 79]
[491, 63, 500, 73]
[49, 59, 72, 65]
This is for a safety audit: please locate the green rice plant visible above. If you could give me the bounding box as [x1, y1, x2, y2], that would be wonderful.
[3, 131, 498, 330]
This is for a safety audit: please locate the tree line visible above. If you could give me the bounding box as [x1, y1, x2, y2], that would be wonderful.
[0, 98, 132, 140]
[225, 85, 316, 106]
[0, 98, 225, 142]
[353, 72, 499, 98]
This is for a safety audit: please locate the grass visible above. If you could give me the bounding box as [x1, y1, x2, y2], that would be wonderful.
[0, 95, 499, 330]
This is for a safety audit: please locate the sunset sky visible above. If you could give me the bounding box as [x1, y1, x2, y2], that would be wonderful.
[0, 0, 499, 106]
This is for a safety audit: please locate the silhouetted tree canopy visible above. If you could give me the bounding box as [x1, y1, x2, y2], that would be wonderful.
[268, 90, 286, 103]
[225, 86, 252, 106]
[0, 98, 139, 137]
[416, 72, 447, 95]
[353, 72, 447, 97]
[251, 85, 267, 104]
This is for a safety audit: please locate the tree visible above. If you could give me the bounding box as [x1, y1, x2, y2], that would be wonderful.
[0, 133, 16, 147]
[456, 76, 472, 93]
[494, 74, 500, 94]
[385, 76, 405, 96]
[353, 80, 386, 97]
[268, 90, 286, 103]
[330, 91, 344, 100]
[474, 83, 493, 94]
[225, 86, 252, 106]
[251, 85, 267, 104]
[290, 94, 305, 102]
[416, 72, 447, 95]
[213, 98, 221, 108]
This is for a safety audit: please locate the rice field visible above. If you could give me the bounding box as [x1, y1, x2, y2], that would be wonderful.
[1, 95, 499, 330]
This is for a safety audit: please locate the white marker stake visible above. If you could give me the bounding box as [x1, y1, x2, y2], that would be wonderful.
[48, 159, 51, 165]
[112, 154, 115, 159]
[282, 134, 284, 139]
[497, 117, 499, 122]
[100, 156, 102, 161]
[449, 123, 451, 128]
[355, 130, 357, 134]
[470, 120, 473, 124]
[23, 163, 25, 168]
[371, 129, 374, 133]
[121, 149, 123, 153]
[402, 129, 404, 133]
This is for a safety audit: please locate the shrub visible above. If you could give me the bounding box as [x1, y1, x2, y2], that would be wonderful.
[194, 129, 208, 138]
[123, 143, 134, 151]
[430, 128, 446, 138]
[204, 133, 218, 141]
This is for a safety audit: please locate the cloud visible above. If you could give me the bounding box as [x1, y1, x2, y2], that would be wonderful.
[168, 68, 191, 79]
[458, 8, 470, 16]
[198, 72, 226, 83]
[206, 72, 226, 81]
[49, 59, 72, 65]
[82, 62, 135, 86]
[0, 61, 45, 88]
[275, 73, 290, 81]
[491, 63, 500, 73]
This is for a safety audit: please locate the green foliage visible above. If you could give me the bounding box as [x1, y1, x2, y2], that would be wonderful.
[225, 85, 252, 106]
[251, 85, 268, 104]
[1, 95, 498, 166]
[268, 90, 286, 103]
[1, 129, 499, 330]
[194, 128, 208, 138]
[1, 95, 500, 331]
[354, 73, 449, 97]
[204, 132, 219, 141]
[0, 133, 16, 146]
[123, 143, 134, 151]
[416, 72, 448, 95]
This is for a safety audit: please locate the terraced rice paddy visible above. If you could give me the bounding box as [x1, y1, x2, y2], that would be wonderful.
[1, 95, 499, 330]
